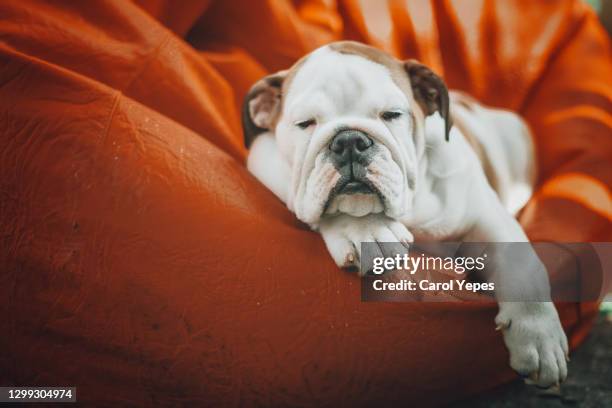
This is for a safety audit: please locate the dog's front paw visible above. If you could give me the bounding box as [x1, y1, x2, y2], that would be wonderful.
[496, 302, 569, 388]
[319, 214, 413, 273]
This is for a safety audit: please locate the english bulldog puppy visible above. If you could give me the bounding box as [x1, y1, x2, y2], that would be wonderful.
[242, 41, 568, 387]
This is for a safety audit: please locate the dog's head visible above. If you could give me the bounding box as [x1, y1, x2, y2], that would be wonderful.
[242, 41, 451, 225]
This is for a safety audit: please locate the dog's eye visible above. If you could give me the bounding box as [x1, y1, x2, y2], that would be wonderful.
[296, 119, 316, 129]
[380, 111, 403, 121]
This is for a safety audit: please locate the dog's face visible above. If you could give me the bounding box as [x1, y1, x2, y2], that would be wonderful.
[243, 41, 451, 225]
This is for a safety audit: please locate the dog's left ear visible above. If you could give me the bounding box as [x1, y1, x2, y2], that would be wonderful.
[404, 60, 452, 141]
[242, 70, 287, 148]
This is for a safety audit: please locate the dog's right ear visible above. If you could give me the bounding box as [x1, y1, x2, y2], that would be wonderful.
[242, 71, 287, 148]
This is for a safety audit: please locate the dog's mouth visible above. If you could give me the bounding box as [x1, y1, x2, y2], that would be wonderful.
[337, 180, 374, 195]
[322, 176, 384, 216]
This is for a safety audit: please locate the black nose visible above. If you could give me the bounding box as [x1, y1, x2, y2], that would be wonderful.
[329, 129, 373, 165]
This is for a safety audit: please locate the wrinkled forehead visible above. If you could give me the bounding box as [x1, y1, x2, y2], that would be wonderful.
[283, 46, 412, 117]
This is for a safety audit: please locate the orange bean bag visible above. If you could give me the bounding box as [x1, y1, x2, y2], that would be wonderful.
[0, 0, 610, 406]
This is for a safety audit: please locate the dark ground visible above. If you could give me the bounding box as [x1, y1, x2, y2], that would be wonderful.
[454, 313, 612, 408]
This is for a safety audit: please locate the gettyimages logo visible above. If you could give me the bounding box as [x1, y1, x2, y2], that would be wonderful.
[371, 252, 487, 275]
[360, 242, 610, 303]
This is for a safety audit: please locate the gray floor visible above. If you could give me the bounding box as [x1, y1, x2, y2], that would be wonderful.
[454, 313, 612, 407]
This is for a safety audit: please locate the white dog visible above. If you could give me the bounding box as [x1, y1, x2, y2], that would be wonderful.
[242, 41, 569, 387]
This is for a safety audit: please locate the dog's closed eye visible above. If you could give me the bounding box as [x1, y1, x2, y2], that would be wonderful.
[380, 111, 403, 121]
[296, 118, 316, 129]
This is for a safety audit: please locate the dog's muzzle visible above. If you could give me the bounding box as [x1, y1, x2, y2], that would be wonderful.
[328, 128, 377, 195]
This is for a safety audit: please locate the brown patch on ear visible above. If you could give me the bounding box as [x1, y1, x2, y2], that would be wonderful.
[242, 71, 286, 148]
[404, 60, 452, 141]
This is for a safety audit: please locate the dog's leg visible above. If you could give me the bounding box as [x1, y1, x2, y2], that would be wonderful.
[319, 213, 413, 273]
[465, 189, 569, 387]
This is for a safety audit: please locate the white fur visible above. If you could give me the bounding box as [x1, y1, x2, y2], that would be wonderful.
[247, 132, 290, 203]
[246, 45, 567, 387]
[449, 93, 536, 216]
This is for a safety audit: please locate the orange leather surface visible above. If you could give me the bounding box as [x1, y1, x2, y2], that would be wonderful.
[0, 0, 610, 406]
